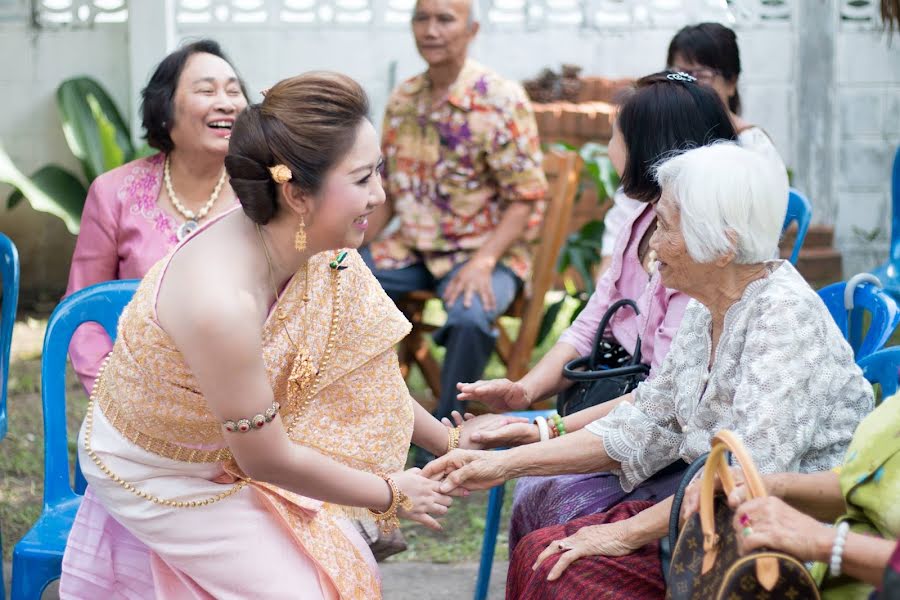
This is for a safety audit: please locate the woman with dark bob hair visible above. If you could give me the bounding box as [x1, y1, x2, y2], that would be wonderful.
[602, 23, 786, 270]
[65, 39, 248, 395]
[454, 72, 733, 551]
[60, 71, 516, 597]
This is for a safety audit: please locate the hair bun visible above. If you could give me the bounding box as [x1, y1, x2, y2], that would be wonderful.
[225, 154, 277, 224]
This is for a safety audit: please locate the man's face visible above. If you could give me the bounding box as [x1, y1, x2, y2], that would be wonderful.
[412, 0, 478, 69]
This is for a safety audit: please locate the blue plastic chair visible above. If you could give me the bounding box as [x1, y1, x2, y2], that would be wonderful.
[858, 346, 900, 402]
[817, 274, 900, 361]
[783, 187, 812, 265]
[10, 279, 138, 600]
[474, 409, 555, 600]
[1, 235, 20, 600]
[871, 146, 900, 302]
[1, 233, 20, 441]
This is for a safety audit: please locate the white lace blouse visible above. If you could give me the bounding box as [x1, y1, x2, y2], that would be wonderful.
[586, 261, 874, 492]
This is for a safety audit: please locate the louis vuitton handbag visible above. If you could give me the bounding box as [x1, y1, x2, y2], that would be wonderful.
[666, 430, 821, 600]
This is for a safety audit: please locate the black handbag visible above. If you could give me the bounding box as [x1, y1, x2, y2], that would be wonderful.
[558, 298, 651, 416]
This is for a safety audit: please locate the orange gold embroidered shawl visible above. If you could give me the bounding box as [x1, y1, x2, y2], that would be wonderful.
[94, 249, 415, 598]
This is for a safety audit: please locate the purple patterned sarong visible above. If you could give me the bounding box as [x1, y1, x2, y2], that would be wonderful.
[508, 466, 685, 551]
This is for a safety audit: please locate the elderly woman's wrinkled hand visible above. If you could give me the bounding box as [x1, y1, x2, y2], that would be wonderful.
[421, 449, 510, 493]
[532, 520, 640, 581]
[456, 378, 532, 411]
[731, 496, 832, 562]
[680, 465, 748, 526]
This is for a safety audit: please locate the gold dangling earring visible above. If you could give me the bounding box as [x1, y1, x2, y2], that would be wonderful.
[294, 216, 307, 252]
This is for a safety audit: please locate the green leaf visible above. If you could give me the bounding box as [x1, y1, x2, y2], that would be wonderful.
[536, 297, 566, 347]
[0, 143, 87, 234]
[134, 143, 157, 159]
[87, 94, 125, 172]
[595, 156, 620, 200]
[579, 219, 605, 243]
[570, 296, 589, 321]
[569, 247, 595, 296]
[578, 142, 609, 162]
[547, 141, 578, 152]
[57, 77, 133, 182]
[582, 160, 602, 192]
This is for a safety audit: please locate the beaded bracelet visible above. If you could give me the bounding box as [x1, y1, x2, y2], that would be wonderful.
[223, 401, 281, 433]
[549, 413, 566, 438]
[368, 474, 413, 533]
[829, 521, 850, 577]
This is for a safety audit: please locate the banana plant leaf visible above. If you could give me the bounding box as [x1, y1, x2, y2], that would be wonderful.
[556, 219, 604, 295]
[1, 143, 87, 234]
[57, 76, 134, 182]
[536, 295, 566, 347]
[579, 142, 620, 202]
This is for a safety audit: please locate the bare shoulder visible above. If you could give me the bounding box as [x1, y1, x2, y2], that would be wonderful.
[156, 222, 267, 351]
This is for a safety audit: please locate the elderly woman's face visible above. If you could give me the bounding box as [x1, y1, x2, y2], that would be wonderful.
[649, 189, 697, 291]
[168, 52, 247, 157]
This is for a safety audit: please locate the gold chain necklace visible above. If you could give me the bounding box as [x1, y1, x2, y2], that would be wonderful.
[164, 155, 228, 241]
[81, 235, 345, 508]
[255, 224, 343, 436]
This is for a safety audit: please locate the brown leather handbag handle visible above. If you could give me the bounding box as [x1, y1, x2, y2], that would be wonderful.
[698, 430, 780, 591]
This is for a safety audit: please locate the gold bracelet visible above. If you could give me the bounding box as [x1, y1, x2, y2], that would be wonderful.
[367, 474, 411, 533]
[447, 425, 462, 454]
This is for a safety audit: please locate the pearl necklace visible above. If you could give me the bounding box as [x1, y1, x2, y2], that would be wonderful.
[164, 155, 228, 240]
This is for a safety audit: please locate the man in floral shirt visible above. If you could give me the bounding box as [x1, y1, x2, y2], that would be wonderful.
[362, 0, 548, 449]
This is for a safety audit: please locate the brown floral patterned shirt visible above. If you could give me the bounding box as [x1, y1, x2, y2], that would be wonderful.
[370, 59, 548, 280]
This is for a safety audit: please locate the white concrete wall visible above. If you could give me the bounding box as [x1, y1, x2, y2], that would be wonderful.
[0, 22, 129, 303]
[833, 29, 900, 274]
[175, 25, 795, 170]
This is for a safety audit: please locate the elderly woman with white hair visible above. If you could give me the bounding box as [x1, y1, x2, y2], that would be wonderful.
[424, 143, 873, 599]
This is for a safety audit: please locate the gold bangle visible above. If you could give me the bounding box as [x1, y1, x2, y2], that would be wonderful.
[447, 425, 462, 454]
[368, 474, 410, 533]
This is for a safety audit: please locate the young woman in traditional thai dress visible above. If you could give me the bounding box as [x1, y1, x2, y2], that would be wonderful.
[60, 71, 516, 599]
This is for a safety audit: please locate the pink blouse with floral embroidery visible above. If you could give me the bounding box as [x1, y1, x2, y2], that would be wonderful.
[65, 153, 232, 393]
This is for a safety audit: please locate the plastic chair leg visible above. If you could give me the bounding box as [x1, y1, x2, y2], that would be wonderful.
[74, 455, 87, 495]
[0, 528, 5, 600]
[10, 552, 60, 600]
[474, 483, 506, 600]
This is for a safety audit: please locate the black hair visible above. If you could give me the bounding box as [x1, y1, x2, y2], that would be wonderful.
[667, 22, 742, 114]
[140, 39, 249, 153]
[616, 71, 738, 203]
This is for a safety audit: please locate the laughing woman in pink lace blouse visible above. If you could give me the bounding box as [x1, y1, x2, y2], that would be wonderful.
[65, 39, 248, 393]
